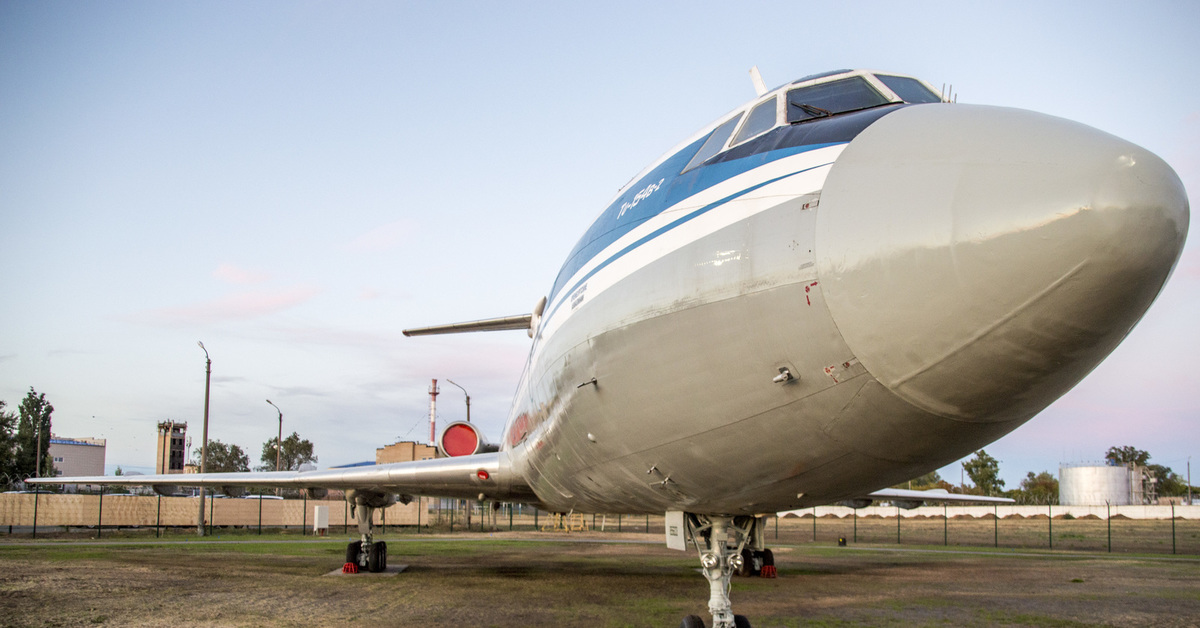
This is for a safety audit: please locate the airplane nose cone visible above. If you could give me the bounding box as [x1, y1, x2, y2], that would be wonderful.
[816, 104, 1189, 423]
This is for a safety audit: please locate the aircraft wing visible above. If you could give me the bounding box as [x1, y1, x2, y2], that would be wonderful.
[25, 451, 538, 502]
[866, 487, 1015, 505]
[402, 314, 531, 336]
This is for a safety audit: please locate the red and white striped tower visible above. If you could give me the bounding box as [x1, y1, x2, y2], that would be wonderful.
[428, 379, 439, 446]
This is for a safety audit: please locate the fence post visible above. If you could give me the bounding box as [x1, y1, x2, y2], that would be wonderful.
[993, 504, 998, 548]
[1048, 504, 1053, 550]
[209, 495, 214, 536]
[853, 509, 857, 543]
[417, 497, 422, 534]
[344, 499, 349, 535]
[258, 493, 263, 535]
[98, 485, 104, 539]
[812, 507, 816, 542]
[303, 493, 308, 536]
[450, 503, 455, 533]
[156, 494, 162, 538]
[618, 513, 622, 532]
[1107, 502, 1111, 553]
[775, 514, 779, 541]
[32, 488, 39, 539]
[943, 503, 948, 546]
[1171, 502, 1176, 555]
[896, 505, 901, 545]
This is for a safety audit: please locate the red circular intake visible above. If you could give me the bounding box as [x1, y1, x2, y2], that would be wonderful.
[439, 422, 481, 457]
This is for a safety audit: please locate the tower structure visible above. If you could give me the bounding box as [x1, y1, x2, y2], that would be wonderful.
[156, 421, 187, 474]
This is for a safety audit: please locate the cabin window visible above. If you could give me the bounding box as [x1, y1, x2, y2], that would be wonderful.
[786, 77, 890, 123]
[682, 113, 744, 173]
[876, 74, 941, 104]
[731, 96, 779, 145]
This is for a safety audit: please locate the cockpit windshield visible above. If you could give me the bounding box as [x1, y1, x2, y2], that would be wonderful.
[786, 76, 890, 124]
[875, 74, 942, 104]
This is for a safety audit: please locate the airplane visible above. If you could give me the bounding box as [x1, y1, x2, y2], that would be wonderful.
[30, 68, 1189, 628]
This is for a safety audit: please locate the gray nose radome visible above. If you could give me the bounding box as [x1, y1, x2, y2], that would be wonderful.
[815, 104, 1189, 424]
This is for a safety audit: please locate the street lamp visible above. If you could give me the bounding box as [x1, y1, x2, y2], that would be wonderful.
[445, 379, 471, 423]
[197, 341, 212, 536]
[266, 399, 283, 472]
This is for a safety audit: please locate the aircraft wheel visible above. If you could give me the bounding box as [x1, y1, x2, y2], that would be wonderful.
[734, 615, 752, 628]
[367, 541, 388, 572]
[345, 541, 362, 565]
[679, 615, 706, 628]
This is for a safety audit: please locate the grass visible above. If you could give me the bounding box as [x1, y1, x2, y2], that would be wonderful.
[1, 533, 1198, 627]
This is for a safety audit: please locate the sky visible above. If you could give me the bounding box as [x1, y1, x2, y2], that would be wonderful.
[1, 1, 1197, 489]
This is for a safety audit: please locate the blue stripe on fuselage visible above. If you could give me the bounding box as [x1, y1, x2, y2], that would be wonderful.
[548, 140, 839, 304]
[540, 160, 836, 333]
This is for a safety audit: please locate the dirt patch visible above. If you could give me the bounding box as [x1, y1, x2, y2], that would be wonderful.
[1, 533, 1198, 627]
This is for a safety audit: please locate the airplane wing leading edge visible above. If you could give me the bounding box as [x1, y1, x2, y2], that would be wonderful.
[26, 451, 539, 503]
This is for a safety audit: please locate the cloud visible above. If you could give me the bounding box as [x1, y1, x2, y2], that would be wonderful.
[137, 286, 322, 326]
[213, 263, 272, 285]
[346, 219, 415, 253]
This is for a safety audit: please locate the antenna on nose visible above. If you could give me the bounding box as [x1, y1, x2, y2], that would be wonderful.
[749, 66, 767, 97]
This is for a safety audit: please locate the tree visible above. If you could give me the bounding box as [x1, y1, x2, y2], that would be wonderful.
[892, 470, 943, 490]
[1105, 446, 1150, 467]
[1147, 463, 1185, 497]
[963, 450, 1005, 496]
[0, 400, 17, 486]
[190, 440, 249, 473]
[1014, 470, 1059, 505]
[259, 431, 317, 472]
[14, 388, 54, 479]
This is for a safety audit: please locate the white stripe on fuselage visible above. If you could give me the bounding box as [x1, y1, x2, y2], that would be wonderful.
[537, 144, 846, 345]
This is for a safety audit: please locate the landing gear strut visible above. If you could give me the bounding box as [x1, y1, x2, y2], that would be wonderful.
[681, 514, 769, 628]
[345, 490, 397, 573]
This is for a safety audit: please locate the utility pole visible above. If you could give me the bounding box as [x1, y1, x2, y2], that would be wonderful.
[266, 400, 283, 471]
[446, 379, 471, 423]
[197, 341, 212, 536]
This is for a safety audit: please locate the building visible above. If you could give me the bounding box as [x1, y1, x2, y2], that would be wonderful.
[48, 435, 106, 491]
[376, 440, 439, 464]
[155, 421, 187, 474]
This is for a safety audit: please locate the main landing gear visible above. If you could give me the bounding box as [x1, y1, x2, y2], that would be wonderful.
[344, 490, 397, 573]
[679, 514, 775, 628]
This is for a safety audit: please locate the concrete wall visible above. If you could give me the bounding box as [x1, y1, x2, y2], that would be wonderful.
[779, 503, 1200, 520]
[0, 493, 423, 528]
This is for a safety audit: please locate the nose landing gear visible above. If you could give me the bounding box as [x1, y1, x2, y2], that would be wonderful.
[679, 514, 769, 628]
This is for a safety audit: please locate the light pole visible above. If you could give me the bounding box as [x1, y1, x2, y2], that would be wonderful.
[266, 400, 282, 472]
[445, 379, 471, 423]
[197, 341, 212, 536]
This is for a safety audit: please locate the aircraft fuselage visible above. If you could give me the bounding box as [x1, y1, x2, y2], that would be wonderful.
[498, 71, 1188, 515]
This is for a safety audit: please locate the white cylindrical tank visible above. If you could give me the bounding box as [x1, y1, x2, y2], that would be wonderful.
[1059, 464, 1134, 505]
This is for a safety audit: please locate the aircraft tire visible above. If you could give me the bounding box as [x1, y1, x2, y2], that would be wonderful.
[345, 541, 362, 565]
[679, 615, 706, 628]
[367, 541, 387, 573]
[734, 615, 752, 628]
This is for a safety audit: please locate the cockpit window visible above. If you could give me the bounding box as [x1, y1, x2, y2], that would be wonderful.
[683, 113, 744, 173]
[876, 74, 941, 104]
[731, 97, 778, 145]
[786, 76, 889, 123]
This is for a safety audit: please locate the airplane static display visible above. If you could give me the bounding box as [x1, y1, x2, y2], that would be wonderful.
[32, 69, 1189, 628]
